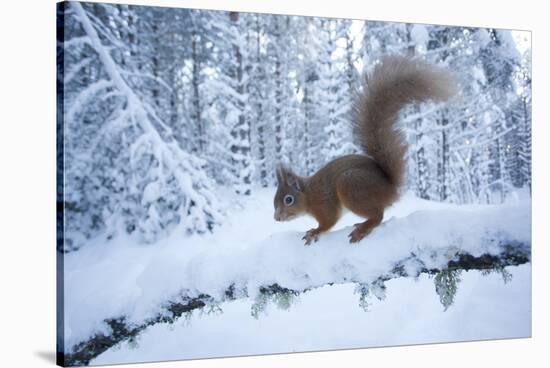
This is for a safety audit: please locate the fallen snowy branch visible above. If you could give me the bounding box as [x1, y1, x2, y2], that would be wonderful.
[59, 196, 531, 366]
[61, 200, 531, 366]
[62, 246, 529, 366]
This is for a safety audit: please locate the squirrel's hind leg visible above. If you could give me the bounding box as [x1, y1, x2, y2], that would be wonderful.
[336, 169, 389, 243]
[348, 210, 383, 243]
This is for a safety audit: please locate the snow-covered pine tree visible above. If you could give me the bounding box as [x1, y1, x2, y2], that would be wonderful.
[475, 29, 521, 202]
[515, 51, 532, 190]
[202, 11, 253, 195]
[248, 14, 269, 187]
[318, 19, 356, 161]
[61, 3, 223, 251]
[292, 17, 328, 176]
[264, 15, 300, 182]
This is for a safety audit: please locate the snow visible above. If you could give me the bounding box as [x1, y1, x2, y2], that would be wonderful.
[410, 24, 429, 46]
[63, 188, 531, 355]
[141, 180, 161, 204]
[90, 264, 531, 365]
[65, 79, 112, 123]
[475, 29, 492, 49]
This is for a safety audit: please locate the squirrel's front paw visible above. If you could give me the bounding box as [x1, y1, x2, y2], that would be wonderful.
[302, 229, 321, 246]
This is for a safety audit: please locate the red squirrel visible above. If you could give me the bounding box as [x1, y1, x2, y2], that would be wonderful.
[273, 55, 457, 245]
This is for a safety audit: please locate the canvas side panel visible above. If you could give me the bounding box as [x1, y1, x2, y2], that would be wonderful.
[56, 1, 66, 366]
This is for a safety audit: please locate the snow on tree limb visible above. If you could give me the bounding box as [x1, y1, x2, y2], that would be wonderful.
[63, 246, 529, 366]
[66, 79, 112, 123]
[62, 201, 530, 365]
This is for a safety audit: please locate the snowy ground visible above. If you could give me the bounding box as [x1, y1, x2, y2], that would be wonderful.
[62, 188, 532, 364]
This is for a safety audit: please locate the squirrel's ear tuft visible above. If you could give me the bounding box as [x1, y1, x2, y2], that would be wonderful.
[286, 171, 302, 192]
[276, 164, 285, 185]
[276, 164, 302, 192]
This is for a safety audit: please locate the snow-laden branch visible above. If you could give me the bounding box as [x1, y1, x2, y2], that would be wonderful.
[70, 2, 223, 235]
[454, 126, 515, 151]
[78, 9, 126, 49]
[63, 56, 94, 85]
[62, 36, 90, 49]
[65, 79, 112, 123]
[62, 201, 531, 366]
[120, 70, 173, 93]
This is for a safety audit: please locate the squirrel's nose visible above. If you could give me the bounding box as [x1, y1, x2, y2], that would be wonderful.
[274, 213, 280, 222]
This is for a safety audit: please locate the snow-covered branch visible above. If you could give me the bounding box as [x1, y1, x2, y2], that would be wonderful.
[63, 247, 529, 366]
[62, 201, 530, 366]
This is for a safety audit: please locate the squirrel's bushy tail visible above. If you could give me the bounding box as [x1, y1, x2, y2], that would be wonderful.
[353, 55, 457, 187]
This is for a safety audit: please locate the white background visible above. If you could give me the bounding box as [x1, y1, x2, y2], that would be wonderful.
[0, 0, 547, 367]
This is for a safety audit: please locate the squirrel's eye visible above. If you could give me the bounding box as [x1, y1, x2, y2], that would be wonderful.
[284, 194, 294, 206]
